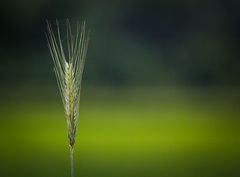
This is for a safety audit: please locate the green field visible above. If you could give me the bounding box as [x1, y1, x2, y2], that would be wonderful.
[0, 87, 240, 177]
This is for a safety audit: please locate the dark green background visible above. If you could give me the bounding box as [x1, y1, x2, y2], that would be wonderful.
[0, 0, 240, 177]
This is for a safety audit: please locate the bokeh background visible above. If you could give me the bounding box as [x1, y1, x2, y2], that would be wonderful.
[0, 0, 240, 177]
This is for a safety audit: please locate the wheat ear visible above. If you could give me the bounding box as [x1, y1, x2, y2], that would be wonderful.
[46, 19, 90, 177]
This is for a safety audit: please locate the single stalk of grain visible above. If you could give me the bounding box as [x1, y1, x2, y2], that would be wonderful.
[46, 19, 90, 177]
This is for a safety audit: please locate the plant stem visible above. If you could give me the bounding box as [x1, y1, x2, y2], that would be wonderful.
[70, 145, 74, 177]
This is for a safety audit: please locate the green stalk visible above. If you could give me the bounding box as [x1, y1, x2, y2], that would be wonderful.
[70, 145, 74, 177]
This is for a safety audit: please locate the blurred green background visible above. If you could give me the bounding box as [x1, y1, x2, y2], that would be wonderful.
[0, 0, 240, 177]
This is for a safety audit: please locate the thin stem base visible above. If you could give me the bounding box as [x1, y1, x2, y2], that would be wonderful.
[70, 145, 74, 177]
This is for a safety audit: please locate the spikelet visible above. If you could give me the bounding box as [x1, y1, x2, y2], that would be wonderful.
[46, 19, 89, 147]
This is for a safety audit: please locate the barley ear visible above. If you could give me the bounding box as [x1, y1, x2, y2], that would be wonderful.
[46, 19, 89, 177]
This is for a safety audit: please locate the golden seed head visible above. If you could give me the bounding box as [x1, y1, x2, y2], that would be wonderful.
[46, 19, 90, 147]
